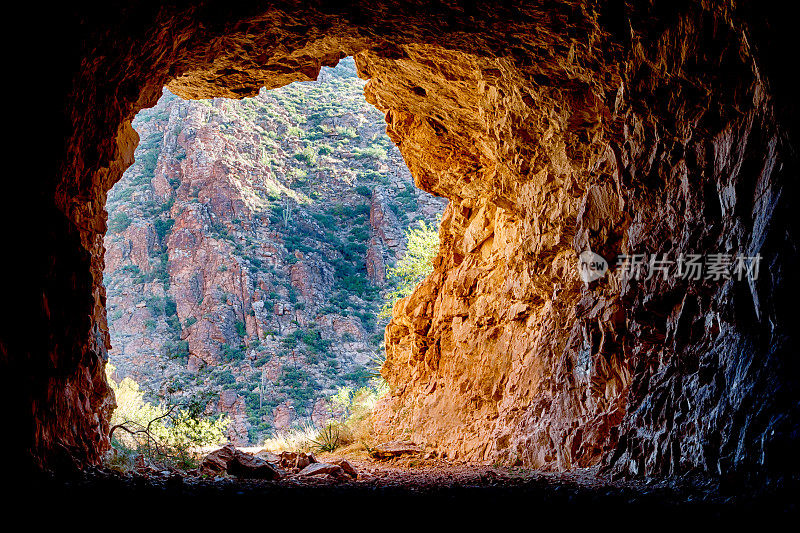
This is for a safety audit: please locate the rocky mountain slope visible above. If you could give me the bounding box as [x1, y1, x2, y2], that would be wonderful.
[103, 58, 445, 445]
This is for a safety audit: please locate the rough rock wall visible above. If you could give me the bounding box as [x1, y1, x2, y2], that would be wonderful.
[6, 0, 796, 477]
[366, 41, 630, 469]
[607, 5, 798, 478]
[377, 3, 799, 479]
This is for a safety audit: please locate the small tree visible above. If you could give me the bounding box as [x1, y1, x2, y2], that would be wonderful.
[379, 216, 440, 318]
[105, 363, 229, 471]
[108, 212, 132, 234]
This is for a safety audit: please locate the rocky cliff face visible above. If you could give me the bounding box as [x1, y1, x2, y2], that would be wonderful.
[103, 58, 444, 444]
[8, 0, 797, 481]
[370, 11, 797, 478]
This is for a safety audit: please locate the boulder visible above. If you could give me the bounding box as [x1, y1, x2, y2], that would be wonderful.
[255, 450, 281, 463]
[296, 462, 346, 478]
[279, 451, 316, 471]
[371, 441, 421, 459]
[201, 444, 283, 479]
[201, 444, 236, 474]
[227, 450, 283, 480]
[329, 458, 358, 479]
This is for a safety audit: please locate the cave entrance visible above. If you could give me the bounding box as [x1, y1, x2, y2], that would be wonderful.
[103, 56, 446, 461]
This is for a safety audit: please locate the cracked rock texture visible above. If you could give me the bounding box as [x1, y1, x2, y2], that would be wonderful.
[4, 0, 797, 480]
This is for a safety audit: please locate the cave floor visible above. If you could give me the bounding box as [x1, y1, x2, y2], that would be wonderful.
[23, 455, 797, 519]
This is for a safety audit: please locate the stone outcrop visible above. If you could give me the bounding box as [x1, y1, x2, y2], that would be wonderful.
[369, 6, 798, 479]
[329, 458, 358, 479]
[202, 444, 283, 479]
[201, 444, 237, 474]
[277, 451, 316, 472]
[370, 441, 422, 460]
[296, 462, 347, 479]
[218, 391, 250, 446]
[5, 0, 797, 483]
[226, 449, 283, 480]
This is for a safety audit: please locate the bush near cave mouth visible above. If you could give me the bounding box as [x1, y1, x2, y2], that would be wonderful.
[379, 215, 440, 318]
[105, 364, 229, 470]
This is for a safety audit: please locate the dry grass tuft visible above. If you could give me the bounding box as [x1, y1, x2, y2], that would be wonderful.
[258, 382, 387, 456]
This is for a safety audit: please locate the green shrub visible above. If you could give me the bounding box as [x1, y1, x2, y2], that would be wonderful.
[215, 370, 236, 386]
[106, 363, 228, 471]
[352, 146, 387, 160]
[163, 340, 189, 360]
[146, 296, 165, 315]
[138, 150, 159, 178]
[221, 343, 246, 362]
[108, 213, 132, 234]
[343, 366, 371, 387]
[118, 264, 140, 276]
[357, 170, 383, 182]
[335, 126, 357, 138]
[302, 329, 331, 354]
[282, 330, 302, 349]
[164, 297, 177, 317]
[343, 242, 367, 258]
[165, 314, 181, 333]
[286, 126, 304, 138]
[337, 275, 368, 297]
[113, 187, 135, 202]
[380, 216, 440, 317]
[348, 227, 370, 242]
[154, 218, 174, 243]
[309, 422, 343, 452]
[253, 355, 271, 367]
[293, 146, 317, 165]
[280, 366, 309, 386]
[312, 213, 336, 227]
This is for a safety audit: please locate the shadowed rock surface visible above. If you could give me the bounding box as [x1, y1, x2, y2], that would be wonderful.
[3, 0, 798, 496]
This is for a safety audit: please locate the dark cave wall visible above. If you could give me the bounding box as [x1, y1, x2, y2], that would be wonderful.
[2, 0, 796, 478]
[606, 3, 799, 477]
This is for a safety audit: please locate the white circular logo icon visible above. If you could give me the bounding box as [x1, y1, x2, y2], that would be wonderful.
[577, 251, 608, 282]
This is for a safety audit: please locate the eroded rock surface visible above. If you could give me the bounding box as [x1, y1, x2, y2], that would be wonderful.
[370, 441, 422, 460]
[7, 0, 797, 481]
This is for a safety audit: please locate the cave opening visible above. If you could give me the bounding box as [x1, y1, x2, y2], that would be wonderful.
[103, 56, 446, 464]
[4, 1, 797, 511]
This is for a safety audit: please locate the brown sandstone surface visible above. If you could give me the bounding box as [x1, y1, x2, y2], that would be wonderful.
[4, 0, 797, 485]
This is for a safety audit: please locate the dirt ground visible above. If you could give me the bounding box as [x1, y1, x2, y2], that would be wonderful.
[19, 449, 796, 522]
